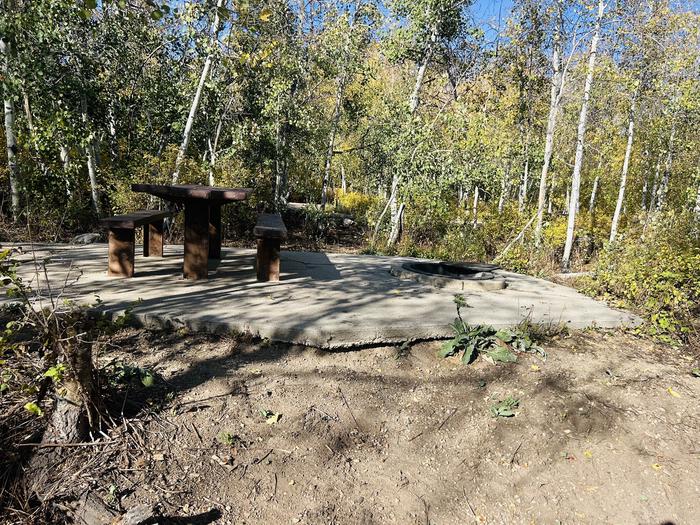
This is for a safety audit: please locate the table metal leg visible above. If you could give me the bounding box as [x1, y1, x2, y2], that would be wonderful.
[209, 204, 222, 259]
[184, 201, 209, 279]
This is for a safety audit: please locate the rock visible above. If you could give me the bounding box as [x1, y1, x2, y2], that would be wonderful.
[115, 504, 158, 525]
[342, 218, 355, 227]
[71, 233, 102, 244]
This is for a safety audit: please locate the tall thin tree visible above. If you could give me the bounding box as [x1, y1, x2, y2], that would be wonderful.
[172, 0, 225, 184]
[561, 0, 605, 270]
[1, 35, 20, 221]
[609, 92, 637, 243]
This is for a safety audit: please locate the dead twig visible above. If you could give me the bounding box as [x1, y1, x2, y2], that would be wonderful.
[510, 441, 523, 468]
[338, 387, 362, 433]
[253, 449, 273, 465]
[18, 440, 115, 449]
[463, 488, 478, 521]
[407, 431, 424, 442]
[269, 472, 278, 501]
[436, 408, 457, 431]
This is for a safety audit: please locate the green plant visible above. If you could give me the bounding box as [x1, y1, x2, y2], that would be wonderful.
[259, 409, 282, 424]
[217, 431, 238, 446]
[300, 205, 334, 244]
[438, 295, 545, 364]
[490, 396, 519, 417]
[104, 362, 155, 388]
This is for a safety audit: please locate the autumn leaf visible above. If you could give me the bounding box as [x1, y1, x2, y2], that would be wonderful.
[24, 402, 44, 417]
[259, 8, 272, 22]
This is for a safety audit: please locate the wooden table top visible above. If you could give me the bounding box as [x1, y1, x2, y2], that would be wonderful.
[132, 184, 252, 202]
[99, 209, 172, 229]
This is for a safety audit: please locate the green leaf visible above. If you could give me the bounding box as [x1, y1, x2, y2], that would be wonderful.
[485, 347, 517, 363]
[84, 0, 97, 9]
[691, 368, 700, 378]
[24, 402, 44, 417]
[44, 364, 66, 382]
[140, 371, 154, 387]
[260, 409, 281, 424]
[259, 7, 272, 22]
[266, 413, 281, 424]
[0, 383, 8, 393]
[438, 338, 460, 358]
[461, 341, 478, 364]
[494, 329, 514, 343]
[490, 396, 519, 418]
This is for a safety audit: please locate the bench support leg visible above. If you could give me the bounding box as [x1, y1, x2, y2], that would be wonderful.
[143, 219, 164, 257]
[256, 238, 281, 282]
[108, 228, 135, 277]
[208, 204, 221, 259]
[184, 201, 209, 280]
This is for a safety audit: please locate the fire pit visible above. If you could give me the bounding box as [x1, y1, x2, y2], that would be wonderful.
[390, 261, 507, 291]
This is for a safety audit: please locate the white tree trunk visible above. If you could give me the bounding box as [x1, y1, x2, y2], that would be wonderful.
[340, 163, 346, 192]
[409, 25, 437, 114]
[472, 186, 479, 225]
[561, 0, 604, 270]
[388, 202, 405, 245]
[321, 78, 345, 207]
[60, 145, 72, 197]
[172, 0, 225, 183]
[547, 171, 556, 214]
[589, 175, 599, 213]
[534, 4, 565, 244]
[609, 97, 636, 243]
[107, 102, 118, 161]
[1, 37, 19, 221]
[372, 174, 397, 244]
[655, 119, 676, 212]
[80, 93, 102, 217]
[390, 172, 398, 222]
[207, 117, 224, 186]
[518, 139, 532, 213]
[273, 108, 288, 209]
[389, 11, 439, 241]
[321, 4, 360, 207]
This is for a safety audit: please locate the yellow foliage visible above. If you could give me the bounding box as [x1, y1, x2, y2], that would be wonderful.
[335, 190, 378, 221]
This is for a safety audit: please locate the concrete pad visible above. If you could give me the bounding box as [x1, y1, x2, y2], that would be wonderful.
[2, 243, 641, 348]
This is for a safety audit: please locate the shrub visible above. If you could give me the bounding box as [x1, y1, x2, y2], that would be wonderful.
[583, 213, 700, 340]
[335, 190, 378, 223]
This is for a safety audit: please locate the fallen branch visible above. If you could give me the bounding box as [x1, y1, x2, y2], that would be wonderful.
[18, 440, 115, 449]
[498, 212, 537, 258]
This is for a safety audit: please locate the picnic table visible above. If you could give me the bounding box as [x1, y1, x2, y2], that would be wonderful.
[132, 184, 251, 280]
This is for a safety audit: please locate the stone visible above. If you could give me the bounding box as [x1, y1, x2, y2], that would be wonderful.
[71, 232, 102, 244]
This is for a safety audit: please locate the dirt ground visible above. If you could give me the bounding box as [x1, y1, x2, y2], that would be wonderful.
[14, 327, 694, 525]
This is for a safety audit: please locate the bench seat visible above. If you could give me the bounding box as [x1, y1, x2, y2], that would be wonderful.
[254, 213, 287, 282]
[99, 210, 172, 277]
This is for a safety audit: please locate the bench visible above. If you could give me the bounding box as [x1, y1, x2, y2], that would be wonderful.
[99, 210, 172, 277]
[254, 213, 287, 282]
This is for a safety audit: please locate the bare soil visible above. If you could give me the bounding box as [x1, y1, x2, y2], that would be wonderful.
[12, 328, 698, 525]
